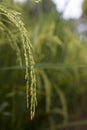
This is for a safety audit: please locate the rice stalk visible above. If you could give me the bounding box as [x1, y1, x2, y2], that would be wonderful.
[0, 4, 37, 119]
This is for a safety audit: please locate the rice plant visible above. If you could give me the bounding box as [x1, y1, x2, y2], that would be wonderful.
[0, 4, 37, 120]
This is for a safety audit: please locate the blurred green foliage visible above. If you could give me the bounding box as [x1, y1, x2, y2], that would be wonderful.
[82, 0, 87, 16]
[0, 0, 87, 130]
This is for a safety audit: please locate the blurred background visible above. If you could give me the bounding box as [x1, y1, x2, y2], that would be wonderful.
[0, 0, 87, 129]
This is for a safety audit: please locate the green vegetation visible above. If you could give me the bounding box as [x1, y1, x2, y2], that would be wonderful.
[0, 2, 37, 120]
[0, 0, 87, 130]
